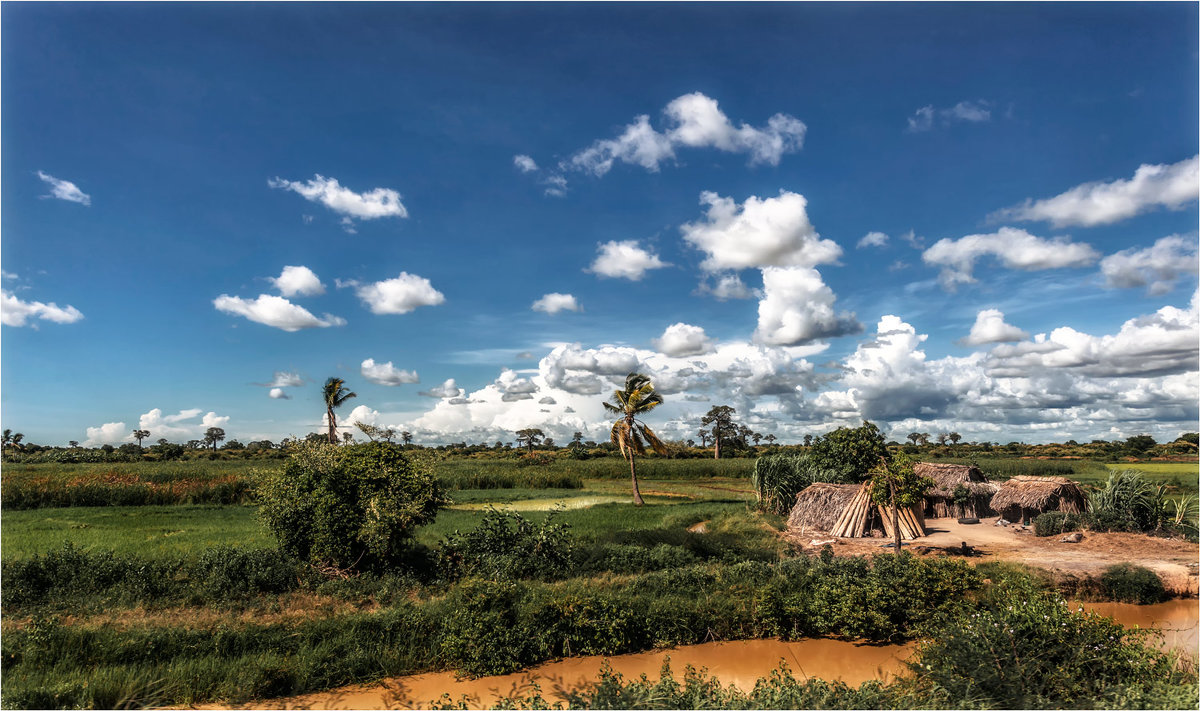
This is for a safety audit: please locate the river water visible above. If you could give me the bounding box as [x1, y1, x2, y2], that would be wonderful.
[218, 598, 1198, 710]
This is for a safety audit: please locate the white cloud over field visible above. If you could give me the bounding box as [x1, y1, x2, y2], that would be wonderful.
[270, 265, 325, 297]
[1100, 235, 1199, 295]
[922, 227, 1100, 288]
[37, 170, 91, 205]
[532, 293, 582, 314]
[1, 290, 84, 327]
[269, 174, 408, 221]
[354, 272, 445, 314]
[587, 241, 669, 280]
[361, 358, 420, 386]
[992, 155, 1199, 227]
[213, 293, 346, 331]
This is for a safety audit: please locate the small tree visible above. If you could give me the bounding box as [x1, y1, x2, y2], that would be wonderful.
[132, 429, 150, 448]
[401, 431, 413, 446]
[807, 421, 888, 483]
[322, 377, 357, 444]
[204, 427, 226, 451]
[68, 440, 80, 448]
[868, 452, 934, 552]
[515, 428, 545, 453]
[257, 440, 444, 572]
[948, 432, 962, 445]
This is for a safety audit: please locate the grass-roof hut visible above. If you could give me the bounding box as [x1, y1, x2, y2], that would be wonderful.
[786, 482, 860, 534]
[990, 475, 1087, 524]
[916, 462, 999, 519]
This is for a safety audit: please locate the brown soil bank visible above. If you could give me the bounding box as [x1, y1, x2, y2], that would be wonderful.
[790, 516, 1199, 596]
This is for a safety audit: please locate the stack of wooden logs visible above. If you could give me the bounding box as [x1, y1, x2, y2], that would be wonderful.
[876, 502, 926, 540]
[829, 482, 873, 538]
[828, 481, 927, 539]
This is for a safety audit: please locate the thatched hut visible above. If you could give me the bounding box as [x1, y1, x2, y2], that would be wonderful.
[786, 482, 860, 533]
[916, 462, 998, 518]
[787, 482, 926, 540]
[989, 475, 1087, 524]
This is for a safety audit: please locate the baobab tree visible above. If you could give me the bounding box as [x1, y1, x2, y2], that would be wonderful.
[515, 428, 544, 453]
[701, 405, 735, 459]
[204, 427, 226, 450]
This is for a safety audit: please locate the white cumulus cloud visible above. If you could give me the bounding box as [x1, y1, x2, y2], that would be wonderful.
[653, 323, 715, 357]
[703, 273, 756, 300]
[991, 155, 1199, 227]
[587, 240, 669, 280]
[270, 265, 325, 297]
[83, 422, 128, 447]
[857, 231, 889, 249]
[213, 294, 347, 331]
[420, 378, 464, 398]
[959, 309, 1030, 346]
[269, 388, 290, 400]
[681, 190, 842, 272]
[37, 170, 91, 205]
[361, 358, 420, 386]
[513, 155, 539, 173]
[753, 266, 862, 346]
[2, 290, 83, 327]
[922, 227, 1100, 288]
[532, 293, 582, 314]
[268, 174, 408, 220]
[568, 92, 805, 176]
[355, 272, 445, 314]
[1100, 235, 1199, 295]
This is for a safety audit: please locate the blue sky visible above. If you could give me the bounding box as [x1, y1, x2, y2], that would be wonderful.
[3, 2, 1197, 447]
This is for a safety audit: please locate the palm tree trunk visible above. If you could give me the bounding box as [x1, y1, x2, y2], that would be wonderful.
[327, 407, 338, 444]
[629, 451, 645, 506]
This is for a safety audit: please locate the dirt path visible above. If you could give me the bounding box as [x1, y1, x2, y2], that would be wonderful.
[788, 516, 1200, 596]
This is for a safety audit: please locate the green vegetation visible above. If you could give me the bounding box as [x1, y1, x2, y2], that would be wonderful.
[1099, 563, 1169, 604]
[604, 372, 669, 505]
[256, 441, 444, 571]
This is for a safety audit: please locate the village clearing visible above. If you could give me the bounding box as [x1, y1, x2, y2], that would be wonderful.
[788, 516, 1200, 595]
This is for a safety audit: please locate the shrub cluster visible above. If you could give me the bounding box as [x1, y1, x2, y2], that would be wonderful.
[256, 441, 444, 571]
[1099, 563, 1169, 604]
[1, 476, 254, 509]
[440, 507, 573, 581]
[1, 543, 303, 609]
[1032, 511, 1091, 537]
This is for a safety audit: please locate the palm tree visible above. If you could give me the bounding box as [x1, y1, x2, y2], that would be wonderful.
[323, 377, 357, 444]
[603, 372, 667, 506]
[132, 429, 150, 448]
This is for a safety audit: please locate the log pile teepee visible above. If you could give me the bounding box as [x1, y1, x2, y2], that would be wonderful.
[828, 481, 926, 539]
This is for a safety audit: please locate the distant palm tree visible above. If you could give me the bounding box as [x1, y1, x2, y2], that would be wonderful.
[132, 429, 150, 448]
[603, 373, 667, 506]
[323, 377, 357, 444]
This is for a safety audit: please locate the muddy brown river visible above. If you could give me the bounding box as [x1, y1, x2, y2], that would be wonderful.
[205, 599, 1198, 710]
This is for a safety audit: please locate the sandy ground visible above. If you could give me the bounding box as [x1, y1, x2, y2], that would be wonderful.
[788, 516, 1200, 596]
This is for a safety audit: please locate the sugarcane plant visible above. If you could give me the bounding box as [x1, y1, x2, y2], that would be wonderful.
[603, 372, 668, 506]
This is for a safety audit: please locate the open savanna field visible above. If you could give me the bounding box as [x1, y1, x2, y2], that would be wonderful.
[2, 451, 1197, 709]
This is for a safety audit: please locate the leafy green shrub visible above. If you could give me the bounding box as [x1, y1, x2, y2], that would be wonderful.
[439, 579, 535, 676]
[256, 441, 444, 571]
[192, 546, 301, 597]
[440, 507, 572, 580]
[1089, 469, 1169, 533]
[752, 454, 812, 514]
[1099, 563, 1168, 604]
[907, 589, 1183, 708]
[804, 421, 887, 483]
[1032, 511, 1092, 537]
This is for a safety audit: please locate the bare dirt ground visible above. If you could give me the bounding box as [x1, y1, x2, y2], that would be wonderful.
[787, 516, 1200, 596]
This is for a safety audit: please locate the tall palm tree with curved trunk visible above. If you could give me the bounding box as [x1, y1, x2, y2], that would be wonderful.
[604, 372, 667, 506]
[323, 377, 357, 444]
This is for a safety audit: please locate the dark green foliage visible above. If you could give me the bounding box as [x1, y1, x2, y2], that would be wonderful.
[1091, 470, 1169, 533]
[1099, 563, 1168, 604]
[1124, 434, 1157, 453]
[805, 421, 887, 483]
[1033, 511, 1092, 537]
[906, 587, 1186, 708]
[256, 441, 444, 570]
[441, 508, 572, 581]
[1, 543, 304, 608]
[751, 454, 812, 514]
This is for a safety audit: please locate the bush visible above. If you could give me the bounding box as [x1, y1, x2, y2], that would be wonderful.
[256, 441, 444, 571]
[440, 507, 572, 581]
[1032, 511, 1092, 537]
[906, 588, 1183, 708]
[752, 454, 812, 515]
[1099, 563, 1168, 604]
[805, 421, 887, 483]
[1089, 469, 1169, 533]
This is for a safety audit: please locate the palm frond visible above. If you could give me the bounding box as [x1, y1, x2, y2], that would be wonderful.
[637, 423, 669, 456]
[611, 420, 630, 459]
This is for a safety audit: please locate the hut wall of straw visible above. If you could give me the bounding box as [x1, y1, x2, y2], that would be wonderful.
[989, 475, 1086, 523]
[915, 462, 998, 518]
[786, 482, 860, 533]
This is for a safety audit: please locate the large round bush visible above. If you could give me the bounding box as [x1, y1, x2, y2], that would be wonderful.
[257, 441, 444, 571]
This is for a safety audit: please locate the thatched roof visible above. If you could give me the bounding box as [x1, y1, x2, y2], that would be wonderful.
[786, 482, 860, 533]
[990, 475, 1086, 514]
[914, 462, 991, 498]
